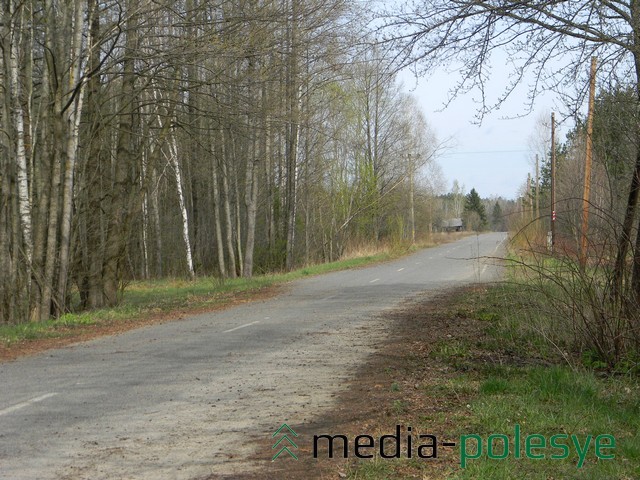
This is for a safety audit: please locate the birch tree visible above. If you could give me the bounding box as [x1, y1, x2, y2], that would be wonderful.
[0, 0, 447, 323]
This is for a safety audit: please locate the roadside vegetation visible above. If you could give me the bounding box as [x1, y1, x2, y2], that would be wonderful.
[337, 199, 640, 480]
[0, 250, 387, 350]
[339, 283, 640, 480]
[0, 233, 466, 354]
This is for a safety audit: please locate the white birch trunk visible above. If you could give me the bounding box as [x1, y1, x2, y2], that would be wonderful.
[8, 5, 33, 268]
[167, 132, 195, 278]
[152, 88, 195, 279]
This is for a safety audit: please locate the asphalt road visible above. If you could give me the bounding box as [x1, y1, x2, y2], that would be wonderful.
[0, 232, 506, 479]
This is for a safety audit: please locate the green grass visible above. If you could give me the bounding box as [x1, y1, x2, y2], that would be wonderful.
[454, 286, 640, 479]
[346, 457, 395, 479]
[457, 364, 640, 479]
[0, 252, 393, 348]
[2, 233, 474, 348]
[345, 282, 640, 480]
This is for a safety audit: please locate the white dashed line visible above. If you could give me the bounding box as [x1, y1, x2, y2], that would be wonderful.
[224, 321, 261, 333]
[0, 393, 58, 416]
[397, 268, 405, 272]
[370, 279, 380, 283]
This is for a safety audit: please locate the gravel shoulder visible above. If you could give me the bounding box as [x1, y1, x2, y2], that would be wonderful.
[0, 233, 505, 480]
[223, 285, 489, 480]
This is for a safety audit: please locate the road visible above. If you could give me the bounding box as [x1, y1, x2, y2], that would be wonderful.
[0, 232, 506, 479]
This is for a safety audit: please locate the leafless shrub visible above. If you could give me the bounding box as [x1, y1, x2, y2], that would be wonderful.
[508, 201, 640, 370]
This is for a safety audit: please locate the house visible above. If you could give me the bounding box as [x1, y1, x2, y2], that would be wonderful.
[442, 218, 463, 232]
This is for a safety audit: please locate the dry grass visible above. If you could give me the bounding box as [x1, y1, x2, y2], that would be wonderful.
[341, 231, 474, 261]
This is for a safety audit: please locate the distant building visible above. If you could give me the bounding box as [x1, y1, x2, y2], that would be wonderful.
[442, 218, 463, 232]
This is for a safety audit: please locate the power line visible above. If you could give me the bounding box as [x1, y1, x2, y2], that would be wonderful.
[441, 149, 531, 156]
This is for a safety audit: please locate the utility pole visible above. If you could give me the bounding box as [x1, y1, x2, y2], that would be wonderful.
[527, 172, 532, 220]
[408, 153, 416, 244]
[580, 56, 597, 268]
[535, 154, 540, 221]
[551, 112, 556, 252]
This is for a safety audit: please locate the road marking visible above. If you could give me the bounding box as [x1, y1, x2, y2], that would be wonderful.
[370, 278, 380, 283]
[224, 321, 261, 333]
[397, 268, 405, 272]
[0, 393, 58, 416]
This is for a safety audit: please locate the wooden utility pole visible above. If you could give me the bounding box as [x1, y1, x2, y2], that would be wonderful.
[551, 112, 556, 252]
[527, 172, 532, 219]
[535, 154, 540, 220]
[580, 56, 597, 267]
[408, 153, 416, 244]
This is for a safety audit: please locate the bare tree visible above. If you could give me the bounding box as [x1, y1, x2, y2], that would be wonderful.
[382, 0, 640, 300]
[527, 111, 553, 222]
[0, 0, 449, 323]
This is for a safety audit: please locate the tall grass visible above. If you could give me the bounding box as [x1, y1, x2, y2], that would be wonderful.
[344, 285, 640, 480]
[442, 286, 640, 479]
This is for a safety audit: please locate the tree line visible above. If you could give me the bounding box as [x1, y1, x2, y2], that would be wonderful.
[384, 0, 640, 302]
[0, 0, 447, 323]
[379, 0, 640, 365]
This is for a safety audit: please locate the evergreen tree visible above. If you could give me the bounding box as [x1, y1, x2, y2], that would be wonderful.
[463, 188, 487, 230]
[492, 202, 504, 231]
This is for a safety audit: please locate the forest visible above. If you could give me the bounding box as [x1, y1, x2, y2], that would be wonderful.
[0, 0, 470, 323]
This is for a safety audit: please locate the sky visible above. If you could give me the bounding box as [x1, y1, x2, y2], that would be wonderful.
[398, 64, 570, 200]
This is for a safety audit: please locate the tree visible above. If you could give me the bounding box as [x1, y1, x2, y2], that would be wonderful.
[492, 202, 504, 232]
[463, 188, 487, 231]
[527, 112, 553, 222]
[545, 85, 639, 261]
[0, 0, 446, 324]
[383, 0, 640, 301]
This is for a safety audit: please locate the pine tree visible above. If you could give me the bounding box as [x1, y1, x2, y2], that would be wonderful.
[464, 188, 487, 230]
[492, 202, 504, 231]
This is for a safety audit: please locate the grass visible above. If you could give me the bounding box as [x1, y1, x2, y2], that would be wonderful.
[0, 252, 396, 348]
[347, 458, 395, 479]
[455, 286, 640, 479]
[459, 364, 640, 479]
[344, 284, 640, 480]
